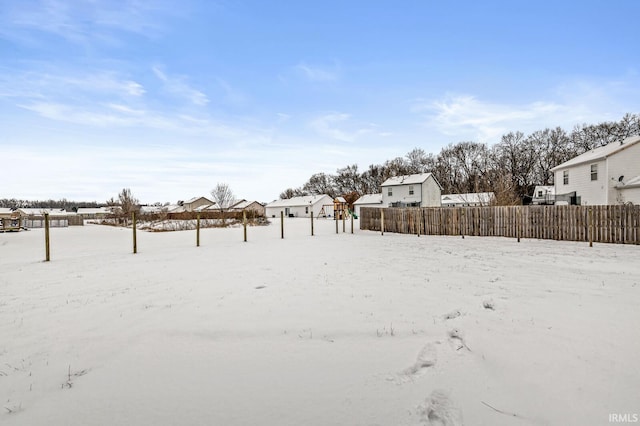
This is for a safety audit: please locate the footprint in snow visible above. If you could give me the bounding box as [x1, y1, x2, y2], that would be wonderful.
[448, 329, 471, 352]
[418, 390, 464, 426]
[390, 342, 438, 383]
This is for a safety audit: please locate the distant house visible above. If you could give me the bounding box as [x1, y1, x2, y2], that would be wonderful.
[182, 197, 215, 212]
[76, 207, 113, 219]
[229, 200, 266, 217]
[441, 192, 495, 207]
[265, 194, 334, 218]
[139, 205, 168, 215]
[531, 186, 556, 205]
[381, 173, 442, 207]
[17, 208, 82, 228]
[551, 135, 640, 205]
[353, 194, 383, 216]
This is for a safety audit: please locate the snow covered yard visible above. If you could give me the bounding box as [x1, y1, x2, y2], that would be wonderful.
[1, 219, 639, 425]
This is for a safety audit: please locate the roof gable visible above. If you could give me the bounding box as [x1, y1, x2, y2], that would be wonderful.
[551, 135, 640, 171]
[381, 173, 443, 190]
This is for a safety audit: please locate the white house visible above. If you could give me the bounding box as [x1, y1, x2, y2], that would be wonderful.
[76, 207, 113, 219]
[530, 186, 555, 205]
[182, 196, 215, 212]
[441, 192, 495, 207]
[229, 200, 266, 216]
[353, 194, 383, 216]
[381, 173, 442, 207]
[17, 208, 81, 228]
[265, 194, 334, 218]
[551, 135, 640, 205]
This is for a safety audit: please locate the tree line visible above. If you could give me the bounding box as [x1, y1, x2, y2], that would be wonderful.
[279, 113, 640, 205]
[0, 198, 101, 210]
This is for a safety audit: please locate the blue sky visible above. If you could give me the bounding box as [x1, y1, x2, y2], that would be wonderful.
[1, 0, 639, 204]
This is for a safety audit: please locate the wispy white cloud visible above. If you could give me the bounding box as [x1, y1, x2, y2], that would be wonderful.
[0, 0, 173, 46]
[309, 112, 387, 142]
[0, 69, 144, 99]
[295, 62, 340, 82]
[415, 76, 640, 143]
[152, 66, 209, 106]
[416, 95, 563, 142]
[216, 78, 247, 105]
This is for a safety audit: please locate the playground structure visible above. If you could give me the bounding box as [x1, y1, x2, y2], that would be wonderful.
[0, 211, 25, 232]
[315, 197, 357, 220]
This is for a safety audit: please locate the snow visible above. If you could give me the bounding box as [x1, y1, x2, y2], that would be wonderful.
[1, 219, 639, 425]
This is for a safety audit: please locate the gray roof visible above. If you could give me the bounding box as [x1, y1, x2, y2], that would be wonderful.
[441, 192, 495, 205]
[354, 194, 383, 205]
[17, 208, 76, 217]
[381, 172, 441, 189]
[551, 135, 640, 171]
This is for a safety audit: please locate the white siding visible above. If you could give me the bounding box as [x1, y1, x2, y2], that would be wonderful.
[618, 187, 640, 204]
[265, 195, 334, 218]
[554, 159, 607, 205]
[421, 176, 441, 207]
[382, 176, 441, 207]
[607, 142, 640, 204]
[554, 141, 640, 205]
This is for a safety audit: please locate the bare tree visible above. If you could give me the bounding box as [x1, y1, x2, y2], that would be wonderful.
[117, 188, 139, 216]
[210, 183, 235, 224]
[279, 187, 307, 199]
[303, 173, 336, 198]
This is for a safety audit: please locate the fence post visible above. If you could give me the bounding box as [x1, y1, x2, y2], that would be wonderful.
[336, 214, 339, 234]
[417, 209, 421, 237]
[381, 209, 384, 236]
[243, 210, 247, 242]
[351, 212, 354, 234]
[589, 207, 593, 247]
[196, 214, 200, 247]
[342, 211, 346, 233]
[460, 209, 465, 239]
[280, 211, 284, 239]
[311, 210, 314, 236]
[132, 211, 137, 254]
[44, 212, 50, 262]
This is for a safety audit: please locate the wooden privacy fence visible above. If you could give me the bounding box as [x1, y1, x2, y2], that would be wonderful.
[359, 205, 640, 245]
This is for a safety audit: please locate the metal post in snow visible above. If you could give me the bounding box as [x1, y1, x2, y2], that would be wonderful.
[196, 214, 200, 247]
[44, 212, 50, 262]
[243, 210, 247, 242]
[351, 211, 354, 234]
[132, 211, 137, 254]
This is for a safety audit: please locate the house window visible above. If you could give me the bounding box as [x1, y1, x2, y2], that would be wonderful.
[563, 170, 569, 185]
[537, 191, 543, 197]
[388, 187, 393, 196]
[590, 164, 598, 181]
[409, 185, 414, 195]
[305, 206, 309, 214]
